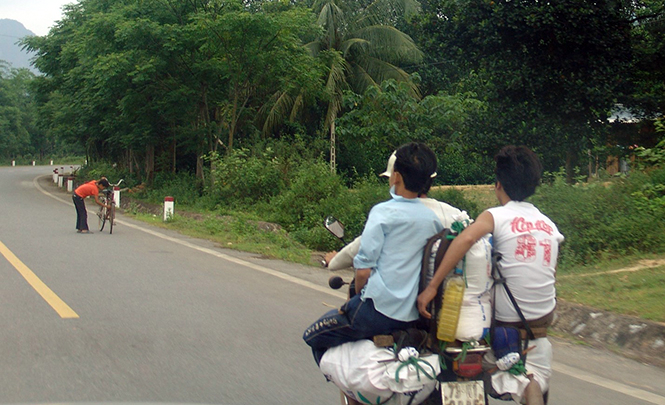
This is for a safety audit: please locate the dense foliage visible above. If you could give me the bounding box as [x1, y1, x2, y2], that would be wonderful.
[8, 0, 661, 181]
[0, 63, 49, 162]
[5, 0, 665, 263]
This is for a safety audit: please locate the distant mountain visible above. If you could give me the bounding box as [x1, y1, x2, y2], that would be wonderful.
[0, 19, 38, 73]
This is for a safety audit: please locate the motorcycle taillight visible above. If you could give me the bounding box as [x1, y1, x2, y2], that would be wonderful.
[453, 353, 484, 378]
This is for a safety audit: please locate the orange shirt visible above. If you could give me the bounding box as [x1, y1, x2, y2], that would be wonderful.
[74, 180, 99, 198]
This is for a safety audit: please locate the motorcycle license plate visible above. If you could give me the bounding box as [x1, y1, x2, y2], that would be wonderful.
[441, 380, 485, 405]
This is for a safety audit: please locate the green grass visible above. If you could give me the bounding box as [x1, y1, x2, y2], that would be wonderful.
[556, 262, 665, 322]
[128, 211, 314, 265]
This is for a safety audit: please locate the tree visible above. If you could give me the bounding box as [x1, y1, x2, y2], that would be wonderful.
[624, 0, 665, 119]
[410, 0, 635, 179]
[306, 0, 424, 172]
[0, 62, 42, 161]
[336, 79, 488, 183]
[22, 0, 321, 182]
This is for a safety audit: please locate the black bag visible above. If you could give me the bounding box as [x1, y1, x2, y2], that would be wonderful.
[419, 228, 454, 336]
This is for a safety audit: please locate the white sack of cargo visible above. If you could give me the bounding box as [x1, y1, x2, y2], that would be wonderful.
[319, 339, 440, 405]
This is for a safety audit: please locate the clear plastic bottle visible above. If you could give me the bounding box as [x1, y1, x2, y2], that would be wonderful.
[437, 268, 465, 342]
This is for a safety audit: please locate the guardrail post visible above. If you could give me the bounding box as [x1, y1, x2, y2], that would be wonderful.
[12, 160, 15, 166]
[164, 196, 174, 221]
[50, 160, 53, 165]
[113, 186, 121, 208]
[53, 169, 58, 183]
[57, 174, 64, 188]
[67, 177, 74, 192]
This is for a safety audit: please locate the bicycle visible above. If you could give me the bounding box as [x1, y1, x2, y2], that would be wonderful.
[98, 179, 123, 234]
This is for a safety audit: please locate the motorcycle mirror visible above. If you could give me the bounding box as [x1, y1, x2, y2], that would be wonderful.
[324, 216, 345, 241]
[328, 276, 348, 290]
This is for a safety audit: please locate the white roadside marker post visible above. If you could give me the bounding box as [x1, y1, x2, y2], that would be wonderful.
[114, 186, 121, 208]
[164, 196, 174, 221]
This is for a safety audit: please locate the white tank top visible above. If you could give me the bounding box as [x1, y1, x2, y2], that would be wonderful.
[487, 201, 564, 322]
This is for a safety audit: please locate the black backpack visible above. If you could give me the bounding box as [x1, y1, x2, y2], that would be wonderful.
[419, 228, 455, 336]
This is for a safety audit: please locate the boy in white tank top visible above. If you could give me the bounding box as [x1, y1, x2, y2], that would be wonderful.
[417, 145, 564, 405]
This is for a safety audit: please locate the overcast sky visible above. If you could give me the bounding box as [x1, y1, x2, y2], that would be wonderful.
[1, 0, 74, 36]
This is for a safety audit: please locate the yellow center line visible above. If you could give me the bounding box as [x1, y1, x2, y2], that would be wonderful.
[0, 240, 79, 319]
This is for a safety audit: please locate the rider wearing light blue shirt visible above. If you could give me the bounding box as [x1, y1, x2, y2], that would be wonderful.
[354, 191, 443, 322]
[304, 143, 442, 364]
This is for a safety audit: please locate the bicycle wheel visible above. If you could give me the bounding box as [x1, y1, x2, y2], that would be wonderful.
[109, 203, 115, 234]
[98, 197, 107, 232]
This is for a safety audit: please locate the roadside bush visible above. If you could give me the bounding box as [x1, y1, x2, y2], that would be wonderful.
[142, 171, 204, 207]
[76, 162, 136, 188]
[532, 170, 665, 267]
[268, 160, 346, 248]
[207, 148, 285, 207]
[428, 187, 481, 219]
[264, 159, 393, 251]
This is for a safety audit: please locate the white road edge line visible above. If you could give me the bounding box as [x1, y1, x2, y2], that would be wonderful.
[552, 362, 665, 405]
[34, 176, 665, 404]
[33, 175, 346, 301]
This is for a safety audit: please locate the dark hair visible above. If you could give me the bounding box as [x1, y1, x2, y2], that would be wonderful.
[97, 178, 110, 188]
[495, 145, 542, 201]
[393, 142, 437, 196]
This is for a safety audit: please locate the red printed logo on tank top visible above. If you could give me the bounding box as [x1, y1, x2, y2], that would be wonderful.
[510, 217, 553, 236]
[511, 217, 554, 265]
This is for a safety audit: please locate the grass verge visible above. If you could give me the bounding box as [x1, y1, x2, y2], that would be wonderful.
[556, 260, 665, 323]
[127, 211, 314, 265]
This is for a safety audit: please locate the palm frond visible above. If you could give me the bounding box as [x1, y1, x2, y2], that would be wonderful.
[351, 56, 420, 98]
[353, 25, 423, 64]
[317, 1, 345, 47]
[323, 56, 348, 129]
[304, 40, 322, 56]
[290, 91, 305, 122]
[340, 37, 369, 58]
[325, 54, 349, 95]
[347, 62, 380, 94]
[351, 0, 421, 31]
[259, 90, 295, 136]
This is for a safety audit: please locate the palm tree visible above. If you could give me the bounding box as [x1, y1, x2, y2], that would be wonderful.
[261, 0, 423, 172]
[310, 0, 423, 172]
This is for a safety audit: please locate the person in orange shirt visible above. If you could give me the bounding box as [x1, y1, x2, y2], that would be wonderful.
[72, 178, 111, 233]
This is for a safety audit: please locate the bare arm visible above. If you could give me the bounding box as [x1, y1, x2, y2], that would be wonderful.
[354, 268, 371, 295]
[93, 194, 110, 208]
[417, 210, 495, 319]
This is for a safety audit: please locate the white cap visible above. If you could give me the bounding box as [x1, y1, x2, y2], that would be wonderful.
[379, 150, 438, 178]
[380, 151, 397, 177]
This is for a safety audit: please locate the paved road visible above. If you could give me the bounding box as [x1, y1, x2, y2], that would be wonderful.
[1, 165, 664, 405]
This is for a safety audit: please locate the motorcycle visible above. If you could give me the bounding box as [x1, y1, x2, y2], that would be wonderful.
[322, 216, 491, 405]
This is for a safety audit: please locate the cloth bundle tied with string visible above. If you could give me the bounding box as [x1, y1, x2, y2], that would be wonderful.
[319, 339, 441, 405]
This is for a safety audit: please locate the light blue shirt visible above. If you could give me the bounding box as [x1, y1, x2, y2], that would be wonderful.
[353, 190, 443, 322]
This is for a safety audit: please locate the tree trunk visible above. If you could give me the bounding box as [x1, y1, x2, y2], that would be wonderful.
[145, 144, 155, 185]
[329, 113, 337, 174]
[171, 125, 177, 174]
[196, 153, 205, 183]
[228, 88, 239, 152]
[127, 149, 131, 174]
[565, 147, 578, 184]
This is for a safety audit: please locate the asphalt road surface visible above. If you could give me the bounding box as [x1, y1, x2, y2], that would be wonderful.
[1, 165, 664, 405]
